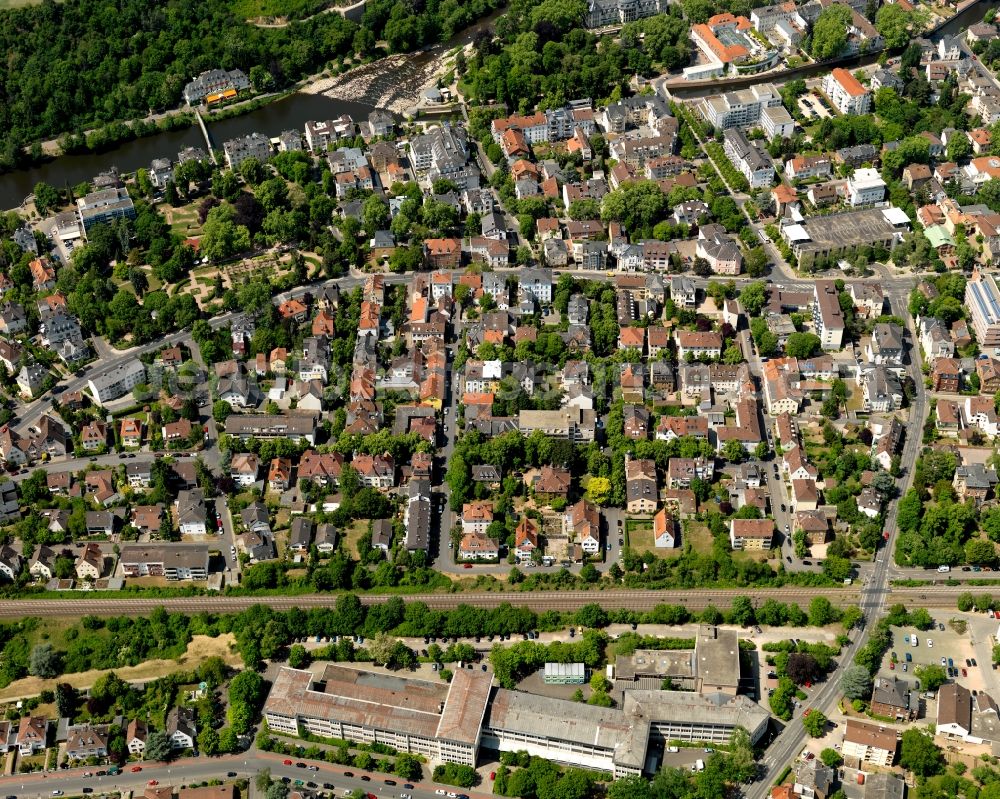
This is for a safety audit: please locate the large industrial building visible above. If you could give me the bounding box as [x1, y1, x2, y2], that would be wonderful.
[263, 626, 767, 779]
[263, 665, 491, 765]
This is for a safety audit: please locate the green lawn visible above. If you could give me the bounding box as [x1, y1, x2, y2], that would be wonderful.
[624, 519, 655, 556]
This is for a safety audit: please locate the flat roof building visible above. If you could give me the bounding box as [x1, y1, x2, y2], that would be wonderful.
[543, 663, 586, 684]
[77, 186, 136, 232]
[781, 206, 909, 270]
[966, 269, 1000, 354]
[263, 666, 491, 766]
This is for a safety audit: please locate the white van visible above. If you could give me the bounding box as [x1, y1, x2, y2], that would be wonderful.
[911, 636, 919, 647]
[937, 565, 951, 573]
[695, 759, 705, 772]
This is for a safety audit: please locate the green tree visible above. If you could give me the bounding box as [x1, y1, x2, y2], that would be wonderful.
[803, 709, 828, 737]
[900, 729, 945, 777]
[820, 748, 842, 768]
[362, 195, 390, 234]
[785, 332, 822, 358]
[840, 665, 872, 700]
[33, 182, 60, 215]
[808, 596, 837, 626]
[740, 281, 767, 316]
[722, 439, 747, 464]
[811, 5, 851, 59]
[145, 730, 173, 762]
[29, 643, 60, 678]
[915, 664, 948, 691]
[875, 4, 910, 49]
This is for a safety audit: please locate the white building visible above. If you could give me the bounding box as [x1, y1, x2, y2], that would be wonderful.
[823, 68, 872, 115]
[722, 128, 774, 188]
[700, 84, 783, 131]
[846, 168, 887, 206]
[87, 359, 146, 405]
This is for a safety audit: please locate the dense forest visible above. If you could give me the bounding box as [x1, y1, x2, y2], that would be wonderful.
[0, 0, 501, 172]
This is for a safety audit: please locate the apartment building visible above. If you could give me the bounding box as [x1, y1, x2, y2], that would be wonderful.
[823, 68, 872, 115]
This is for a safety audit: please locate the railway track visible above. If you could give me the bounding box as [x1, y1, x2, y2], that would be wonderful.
[0, 585, 969, 619]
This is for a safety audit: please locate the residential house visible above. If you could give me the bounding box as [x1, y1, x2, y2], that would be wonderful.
[230, 453, 261, 487]
[515, 517, 539, 563]
[80, 420, 108, 452]
[936, 683, 972, 740]
[842, 720, 897, 766]
[870, 676, 919, 722]
[353, 453, 395, 490]
[166, 706, 196, 750]
[126, 719, 147, 756]
[625, 457, 658, 515]
[533, 466, 571, 502]
[176, 490, 207, 536]
[119, 418, 143, 449]
[459, 531, 500, 560]
[462, 501, 494, 534]
[565, 499, 601, 556]
[729, 518, 774, 550]
[653, 507, 677, 548]
[954, 463, 998, 505]
[17, 716, 47, 755]
[289, 518, 314, 553]
[268, 458, 293, 491]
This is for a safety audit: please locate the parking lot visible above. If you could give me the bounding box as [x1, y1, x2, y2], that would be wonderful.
[885, 620, 984, 690]
[796, 92, 833, 120]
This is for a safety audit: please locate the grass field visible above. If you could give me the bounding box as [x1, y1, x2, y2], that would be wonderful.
[0, 634, 240, 702]
[0, 0, 48, 8]
[624, 519, 656, 556]
[682, 521, 715, 554]
[342, 519, 369, 558]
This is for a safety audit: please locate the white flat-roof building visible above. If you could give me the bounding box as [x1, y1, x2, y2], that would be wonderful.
[846, 168, 887, 206]
[700, 84, 783, 131]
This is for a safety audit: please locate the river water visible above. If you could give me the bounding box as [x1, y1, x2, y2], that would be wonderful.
[0, 8, 503, 209]
[0, 0, 994, 208]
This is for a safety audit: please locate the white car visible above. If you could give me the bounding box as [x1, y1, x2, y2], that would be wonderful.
[927, 639, 933, 648]
[435, 791, 447, 796]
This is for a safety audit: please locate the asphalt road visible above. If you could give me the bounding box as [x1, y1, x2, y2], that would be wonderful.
[746, 282, 928, 799]
[1, 749, 494, 799]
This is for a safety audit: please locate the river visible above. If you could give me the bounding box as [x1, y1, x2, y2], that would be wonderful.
[0, 8, 503, 209]
[1, 0, 995, 208]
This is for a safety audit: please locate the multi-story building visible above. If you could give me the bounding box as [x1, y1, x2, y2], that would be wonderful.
[87, 359, 146, 405]
[119, 544, 209, 580]
[183, 69, 250, 105]
[812, 280, 846, 351]
[77, 186, 136, 232]
[823, 68, 872, 115]
[729, 518, 774, 550]
[846, 168, 886, 206]
[722, 129, 774, 188]
[584, 0, 670, 27]
[264, 666, 491, 765]
[966, 269, 1000, 355]
[842, 720, 897, 766]
[700, 84, 783, 131]
[223, 133, 272, 170]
